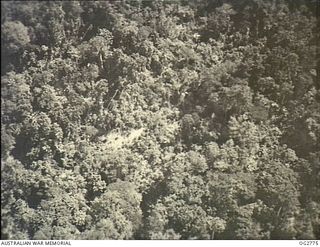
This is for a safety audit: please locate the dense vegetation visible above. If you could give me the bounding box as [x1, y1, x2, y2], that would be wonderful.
[1, 0, 319, 240]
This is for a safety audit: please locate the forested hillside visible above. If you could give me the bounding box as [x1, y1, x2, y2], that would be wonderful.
[1, 0, 319, 240]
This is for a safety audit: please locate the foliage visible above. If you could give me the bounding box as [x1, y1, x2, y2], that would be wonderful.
[1, 0, 319, 240]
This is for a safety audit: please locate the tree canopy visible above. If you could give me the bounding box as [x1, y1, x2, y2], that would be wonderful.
[1, 0, 319, 240]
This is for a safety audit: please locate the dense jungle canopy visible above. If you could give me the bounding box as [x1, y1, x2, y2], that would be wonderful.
[1, 0, 320, 240]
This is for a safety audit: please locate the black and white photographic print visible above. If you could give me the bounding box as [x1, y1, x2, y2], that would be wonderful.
[1, 0, 319, 241]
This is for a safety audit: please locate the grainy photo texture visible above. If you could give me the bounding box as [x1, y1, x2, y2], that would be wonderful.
[1, 0, 319, 240]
